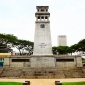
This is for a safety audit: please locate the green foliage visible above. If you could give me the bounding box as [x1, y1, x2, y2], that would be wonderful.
[53, 39, 85, 55]
[0, 34, 17, 44]
[0, 33, 34, 55]
[0, 82, 22, 85]
[52, 46, 57, 54]
[62, 82, 85, 85]
[78, 39, 85, 52]
[82, 58, 85, 60]
[52, 46, 72, 55]
[0, 33, 85, 55]
[0, 43, 7, 48]
[0, 33, 18, 49]
[15, 39, 34, 55]
[57, 46, 70, 54]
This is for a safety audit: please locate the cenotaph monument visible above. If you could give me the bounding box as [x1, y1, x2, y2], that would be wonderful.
[2, 6, 82, 70]
[31, 6, 55, 67]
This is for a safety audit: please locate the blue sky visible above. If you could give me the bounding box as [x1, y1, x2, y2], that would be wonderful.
[0, 0, 85, 46]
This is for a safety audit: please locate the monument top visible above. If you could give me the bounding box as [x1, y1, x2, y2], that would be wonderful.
[36, 6, 49, 9]
[35, 6, 50, 16]
[36, 6, 49, 13]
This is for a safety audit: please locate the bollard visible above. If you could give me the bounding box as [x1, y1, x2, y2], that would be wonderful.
[55, 81, 62, 85]
[23, 82, 28, 85]
[57, 82, 62, 85]
[25, 81, 30, 85]
[55, 81, 60, 85]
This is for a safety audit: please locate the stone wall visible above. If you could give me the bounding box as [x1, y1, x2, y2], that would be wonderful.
[4, 58, 10, 67]
[76, 56, 82, 67]
[3, 55, 83, 68]
[9, 57, 30, 67]
[55, 55, 82, 68]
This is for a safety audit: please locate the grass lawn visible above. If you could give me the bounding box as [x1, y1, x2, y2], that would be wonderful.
[0, 81, 85, 85]
[0, 82, 22, 85]
[62, 82, 85, 85]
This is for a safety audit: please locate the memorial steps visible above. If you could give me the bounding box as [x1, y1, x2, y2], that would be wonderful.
[63, 67, 85, 78]
[0, 67, 85, 78]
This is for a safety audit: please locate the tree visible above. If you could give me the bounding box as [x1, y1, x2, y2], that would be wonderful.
[57, 46, 68, 54]
[23, 40, 34, 55]
[70, 44, 78, 53]
[52, 46, 58, 55]
[14, 39, 34, 55]
[0, 34, 5, 44]
[52, 46, 71, 55]
[66, 47, 73, 55]
[0, 33, 34, 55]
[0, 43, 7, 49]
[14, 39, 28, 55]
[0, 33, 18, 49]
[78, 39, 85, 53]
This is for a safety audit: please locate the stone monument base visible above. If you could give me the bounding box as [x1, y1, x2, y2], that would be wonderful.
[31, 55, 55, 68]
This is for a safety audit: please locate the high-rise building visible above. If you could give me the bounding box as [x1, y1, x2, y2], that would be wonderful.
[57, 35, 67, 46]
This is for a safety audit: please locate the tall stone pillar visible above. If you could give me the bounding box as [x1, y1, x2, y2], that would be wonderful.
[31, 6, 55, 67]
[33, 6, 52, 55]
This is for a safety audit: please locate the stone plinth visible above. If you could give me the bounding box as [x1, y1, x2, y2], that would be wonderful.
[31, 55, 55, 67]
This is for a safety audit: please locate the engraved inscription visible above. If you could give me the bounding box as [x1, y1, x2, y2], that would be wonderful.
[39, 43, 47, 48]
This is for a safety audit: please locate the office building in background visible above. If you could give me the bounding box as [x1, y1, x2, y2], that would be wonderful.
[57, 35, 67, 46]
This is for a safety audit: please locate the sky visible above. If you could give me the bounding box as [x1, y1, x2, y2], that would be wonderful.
[0, 0, 85, 46]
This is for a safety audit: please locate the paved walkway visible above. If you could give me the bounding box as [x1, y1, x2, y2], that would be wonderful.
[0, 78, 85, 85]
